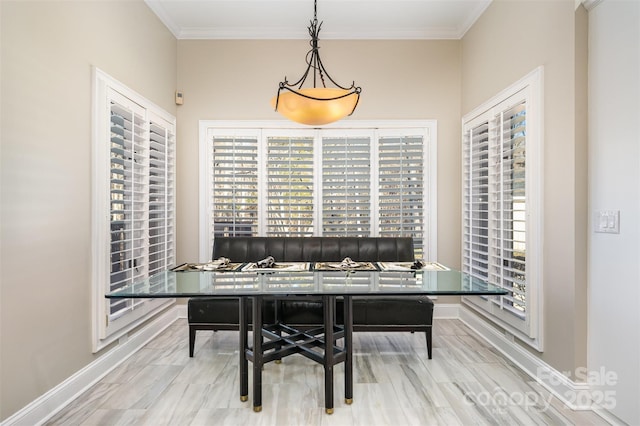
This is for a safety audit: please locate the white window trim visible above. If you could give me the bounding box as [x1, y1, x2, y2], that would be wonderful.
[461, 67, 544, 351]
[198, 120, 437, 263]
[91, 68, 175, 352]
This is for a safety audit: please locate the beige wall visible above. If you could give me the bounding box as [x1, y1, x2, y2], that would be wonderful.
[461, 0, 588, 374]
[175, 40, 463, 271]
[0, 0, 176, 420]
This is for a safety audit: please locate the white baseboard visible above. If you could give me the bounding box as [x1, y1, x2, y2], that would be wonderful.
[459, 307, 593, 411]
[592, 405, 628, 426]
[433, 303, 460, 319]
[1, 305, 183, 426]
[176, 302, 187, 318]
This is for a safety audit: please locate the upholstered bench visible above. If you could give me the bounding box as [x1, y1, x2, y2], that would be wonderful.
[188, 237, 434, 359]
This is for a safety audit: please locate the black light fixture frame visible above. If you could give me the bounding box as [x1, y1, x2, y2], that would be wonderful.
[273, 0, 361, 114]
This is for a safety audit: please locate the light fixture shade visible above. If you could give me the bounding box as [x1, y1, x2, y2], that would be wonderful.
[271, 88, 359, 126]
[272, 0, 361, 125]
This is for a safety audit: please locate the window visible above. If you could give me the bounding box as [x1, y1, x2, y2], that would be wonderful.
[211, 132, 259, 237]
[92, 68, 176, 352]
[378, 131, 428, 257]
[462, 67, 543, 349]
[321, 130, 372, 237]
[199, 121, 436, 262]
[266, 132, 315, 237]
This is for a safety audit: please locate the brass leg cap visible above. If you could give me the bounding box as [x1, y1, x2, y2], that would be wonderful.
[325, 408, 334, 415]
[240, 395, 248, 402]
[275, 359, 282, 364]
[253, 406, 262, 413]
[345, 398, 353, 405]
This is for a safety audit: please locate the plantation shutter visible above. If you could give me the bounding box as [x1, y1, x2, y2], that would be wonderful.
[463, 120, 490, 282]
[108, 90, 148, 318]
[105, 89, 176, 322]
[266, 134, 315, 237]
[93, 68, 177, 349]
[148, 115, 176, 276]
[462, 81, 539, 339]
[321, 133, 371, 237]
[211, 135, 259, 238]
[378, 133, 426, 257]
[200, 120, 437, 266]
[488, 101, 527, 319]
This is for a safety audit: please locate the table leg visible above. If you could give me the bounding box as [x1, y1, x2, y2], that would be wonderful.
[323, 295, 335, 414]
[344, 295, 353, 404]
[252, 295, 263, 412]
[239, 297, 249, 402]
[274, 299, 282, 364]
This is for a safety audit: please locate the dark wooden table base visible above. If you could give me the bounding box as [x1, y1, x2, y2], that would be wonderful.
[239, 295, 353, 414]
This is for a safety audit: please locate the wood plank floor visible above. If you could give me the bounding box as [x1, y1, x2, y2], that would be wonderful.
[46, 319, 608, 425]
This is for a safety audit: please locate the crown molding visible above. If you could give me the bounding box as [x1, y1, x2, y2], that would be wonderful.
[145, 0, 181, 38]
[581, 0, 604, 11]
[177, 27, 464, 40]
[146, 0, 491, 40]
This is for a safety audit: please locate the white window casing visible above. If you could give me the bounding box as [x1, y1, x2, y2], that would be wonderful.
[462, 67, 544, 350]
[92, 68, 176, 352]
[198, 120, 437, 264]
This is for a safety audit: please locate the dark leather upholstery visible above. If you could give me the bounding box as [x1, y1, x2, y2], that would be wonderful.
[211, 237, 416, 263]
[188, 237, 434, 358]
[188, 298, 276, 324]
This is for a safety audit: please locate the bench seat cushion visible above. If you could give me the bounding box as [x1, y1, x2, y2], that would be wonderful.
[212, 237, 415, 263]
[188, 298, 276, 324]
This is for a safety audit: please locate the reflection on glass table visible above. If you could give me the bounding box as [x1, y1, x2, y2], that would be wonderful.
[107, 269, 507, 298]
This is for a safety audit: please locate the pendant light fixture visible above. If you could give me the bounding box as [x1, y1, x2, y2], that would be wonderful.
[271, 0, 361, 126]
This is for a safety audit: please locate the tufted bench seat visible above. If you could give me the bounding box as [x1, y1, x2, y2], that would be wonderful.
[188, 237, 434, 359]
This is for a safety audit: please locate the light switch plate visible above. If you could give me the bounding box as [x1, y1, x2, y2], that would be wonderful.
[594, 210, 620, 234]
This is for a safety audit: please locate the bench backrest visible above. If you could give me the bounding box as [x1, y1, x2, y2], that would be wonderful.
[212, 237, 415, 263]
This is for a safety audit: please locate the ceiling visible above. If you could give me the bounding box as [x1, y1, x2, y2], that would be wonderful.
[145, 0, 493, 40]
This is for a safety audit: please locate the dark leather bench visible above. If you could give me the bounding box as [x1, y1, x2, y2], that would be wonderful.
[188, 237, 434, 359]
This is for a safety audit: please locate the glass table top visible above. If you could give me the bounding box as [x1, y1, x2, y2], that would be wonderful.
[106, 269, 508, 298]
